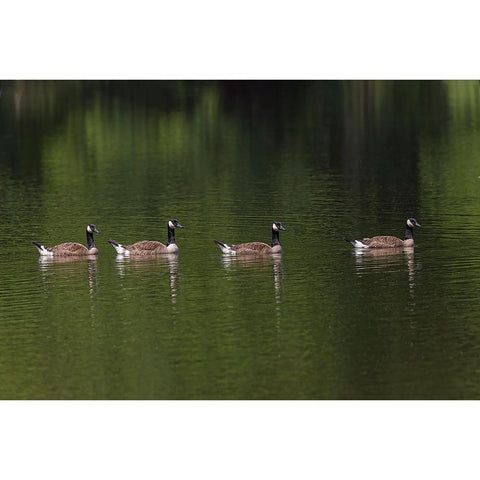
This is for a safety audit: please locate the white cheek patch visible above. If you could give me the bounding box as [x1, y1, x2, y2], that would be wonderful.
[169, 221, 175, 229]
[87, 225, 92, 233]
[272, 223, 279, 232]
[407, 219, 414, 228]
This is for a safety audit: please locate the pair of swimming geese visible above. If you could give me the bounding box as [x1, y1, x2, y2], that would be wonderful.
[31, 218, 421, 257]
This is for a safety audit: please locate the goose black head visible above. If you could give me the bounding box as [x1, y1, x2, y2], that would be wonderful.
[87, 224, 100, 234]
[273, 221, 286, 232]
[168, 219, 184, 229]
[406, 218, 421, 229]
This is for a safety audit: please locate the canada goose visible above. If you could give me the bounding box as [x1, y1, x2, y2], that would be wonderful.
[214, 221, 286, 255]
[32, 224, 100, 256]
[108, 219, 183, 255]
[345, 218, 421, 249]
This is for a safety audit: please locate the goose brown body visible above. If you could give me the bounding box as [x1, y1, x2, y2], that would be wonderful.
[32, 224, 100, 256]
[41, 242, 98, 256]
[120, 240, 175, 255]
[346, 218, 421, 249]
[356, 235, 407, 248]
[108, 219, 183, 256]
[223, 241, 280, 255]
[214, 222, 286, 256]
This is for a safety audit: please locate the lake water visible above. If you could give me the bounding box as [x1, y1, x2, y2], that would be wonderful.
[1, 80, 480, 399]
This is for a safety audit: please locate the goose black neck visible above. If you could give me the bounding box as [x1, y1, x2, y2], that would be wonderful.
[86, 230, 96, 249]
[404, 226, 414, 240]
[166, 225, 176, 246]
[271, 228, 281, 247]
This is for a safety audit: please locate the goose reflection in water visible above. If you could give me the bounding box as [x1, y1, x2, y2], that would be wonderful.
[352, 246, 419, 294]
[220, 253, 284, 319]
[114, 254, 179, 303]
[38, 255, 99, 307]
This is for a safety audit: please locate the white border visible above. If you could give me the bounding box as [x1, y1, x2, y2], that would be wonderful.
[2, 1, 479, 79]
[1, 401, 478, 479]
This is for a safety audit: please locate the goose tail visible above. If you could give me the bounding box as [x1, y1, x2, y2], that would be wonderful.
[32, 241, 52, 256]
[213, 239, 234, 254]
[345, 237, 368, 249]
[108, 239, 129, 255]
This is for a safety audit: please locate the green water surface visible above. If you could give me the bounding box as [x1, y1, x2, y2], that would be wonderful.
[1, 80, 480, 399]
